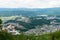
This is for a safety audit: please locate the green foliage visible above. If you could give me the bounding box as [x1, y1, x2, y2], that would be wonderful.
[0, 19, 2, 30]
[0, 30, 60, 40]
[17, 33, 27, 40]
[0, 31, 15, 40]
[0, 19, 2, 24]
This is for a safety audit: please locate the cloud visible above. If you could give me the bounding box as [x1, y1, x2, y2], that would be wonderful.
[0, 0, 60, 8]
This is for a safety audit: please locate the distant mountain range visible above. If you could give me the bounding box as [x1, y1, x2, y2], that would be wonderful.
[0, 7, 60, 16]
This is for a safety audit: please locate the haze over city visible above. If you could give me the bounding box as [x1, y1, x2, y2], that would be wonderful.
[0, 0, 60, 8]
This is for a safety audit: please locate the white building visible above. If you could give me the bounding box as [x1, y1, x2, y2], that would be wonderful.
[3, 24, 20, 35]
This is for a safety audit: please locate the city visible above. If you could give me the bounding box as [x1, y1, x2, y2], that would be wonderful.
[1, 15, 60, 35]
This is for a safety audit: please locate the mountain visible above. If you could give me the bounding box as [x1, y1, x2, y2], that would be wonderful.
[0, 7, 60, 16]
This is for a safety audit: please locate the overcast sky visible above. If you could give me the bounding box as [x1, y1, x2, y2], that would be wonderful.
[0, 0, 60, 8]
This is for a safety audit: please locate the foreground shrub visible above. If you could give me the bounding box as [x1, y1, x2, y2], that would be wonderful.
[0, 31, 15, 40]
[0, 30, 60, 40]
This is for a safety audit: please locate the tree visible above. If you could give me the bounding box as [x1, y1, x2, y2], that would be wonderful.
[0, 19, 2, 30]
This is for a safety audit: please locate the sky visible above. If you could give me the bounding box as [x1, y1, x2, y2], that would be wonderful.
[0, 0, 60, 8]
